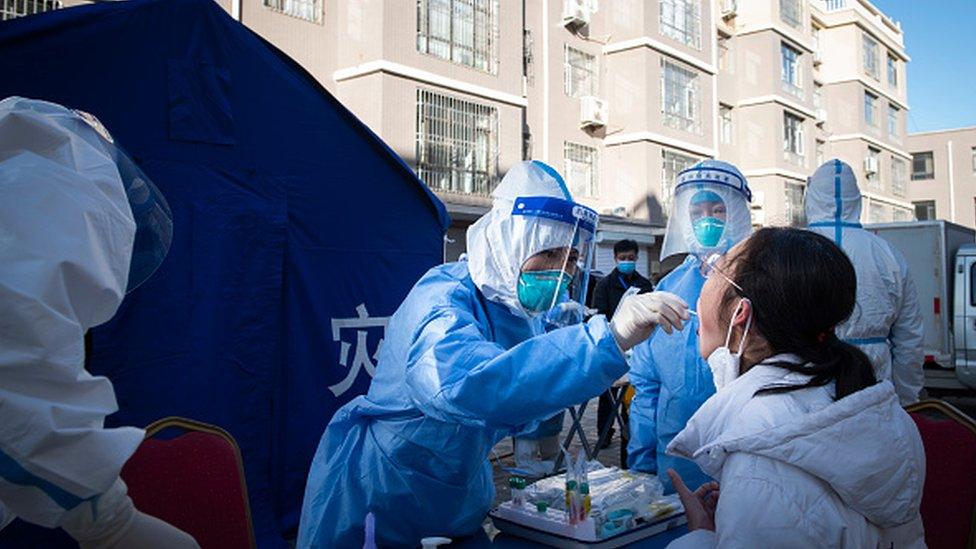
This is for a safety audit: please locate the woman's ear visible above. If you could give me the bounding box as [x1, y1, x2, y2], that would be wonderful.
[733, 298, 752, 327]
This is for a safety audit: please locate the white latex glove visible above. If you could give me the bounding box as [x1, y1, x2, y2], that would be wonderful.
[609, 291, 689, 352]
[61, 479, 199, 549]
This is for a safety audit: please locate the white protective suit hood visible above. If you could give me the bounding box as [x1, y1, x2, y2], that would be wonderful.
[669, 362, 925, 529]
[0, 97, 145, 526]
[467, 161, 595, 318]
[805, 159, 863, 227]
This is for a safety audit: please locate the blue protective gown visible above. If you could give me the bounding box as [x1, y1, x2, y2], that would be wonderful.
[626, 255, 715, 493]
[298, 261, 628, 547]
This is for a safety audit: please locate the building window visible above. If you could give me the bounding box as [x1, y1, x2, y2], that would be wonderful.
[720, 105, 733, 144]
[911, 151, 934, 180]
[783, 112, 805, 166]
[784, 181, 806, 226]
[662, 60, 702, 134]
[914, 200, 936, 221]
[1, 0, 60, 20]
[891, 157, 907, 198]
[972, 147, 976, 174]
[264, 0, 321, 22]
[781, 42, 802, 97]
[564, 46, 596, 98]
[662, 150, 699, 217]
[564, 143, 599, 198]
[417, 0, 499, 74]
[718, 36, 732, 72]
[779, 0, 801, 28]
[863, 34, 879, 79]
[815, 139, 825, 167]
[887, 54, 898, 87]
[888, 105, 899, 139]
[416, 89, 498, 196]
[660, 0, 702, 50]
[864, 91, 878, 128]
[893, 208, 914, 222]
[868, 201, 886, 223]
[866, 147, 881, 189]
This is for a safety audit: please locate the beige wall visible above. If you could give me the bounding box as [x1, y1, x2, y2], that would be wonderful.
[908, 128, 976, 229]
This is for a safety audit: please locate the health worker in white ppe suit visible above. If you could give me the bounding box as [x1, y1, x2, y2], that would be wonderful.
[805, 159, 925, 405]
[298, 160, 690, 547]
[0, 97, 198, 548]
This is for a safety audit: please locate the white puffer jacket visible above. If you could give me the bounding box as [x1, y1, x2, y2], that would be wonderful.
[665, 355, 926, 548]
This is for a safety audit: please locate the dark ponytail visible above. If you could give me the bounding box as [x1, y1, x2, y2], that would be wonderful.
[722, 228, 876, 400]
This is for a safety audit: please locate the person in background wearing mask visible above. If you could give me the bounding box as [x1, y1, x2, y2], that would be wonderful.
[805, 159, 925, 405]
[0, 97, 198, 547]
[665, 228, 925, 548]
[298, 161, 690, 547]
[591, 239, 654, 454]
[628, 160, 753, 493]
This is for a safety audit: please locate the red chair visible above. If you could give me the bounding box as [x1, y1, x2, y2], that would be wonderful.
[120, 417, 256, 549]
[905, 400, 976, 549]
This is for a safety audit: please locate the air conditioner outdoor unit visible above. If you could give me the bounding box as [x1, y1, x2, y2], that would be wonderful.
[562, 0, 589, 27]
[721, 0, 737, 19]
[580, 96, 608, 128]
[864, 156, 879, 174]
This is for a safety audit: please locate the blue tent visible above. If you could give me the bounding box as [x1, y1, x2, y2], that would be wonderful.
[0, 0, 448, 545]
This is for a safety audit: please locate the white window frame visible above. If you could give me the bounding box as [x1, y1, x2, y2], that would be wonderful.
[659, 0, 702, 50]
[1, 0, 61, 20]
[661, 149, 699, 217]
[914, 200, 936, 221]
[868, 201, 885, 223]
[780, 42, 802, 98]
[779, 0, 801, 28]
[864, 91, 878, 128]
[416, 0, 499, 74]
[863, 34, 879, 80]
[415, 89, 499, 196]
[783, 112, 805, 166]
[564, 142, 600, 198]
[891, 156, 907, 198]
[661, 59, 702, 134]
[564, 46, 597, 98]
[887, 53, 898, 87]
[720, 105, 733, 144]
[784, 181, 806, 227]
[888, 105, 900, 139]
[264, 0, 321, 23]
[912, 151, 934, 180]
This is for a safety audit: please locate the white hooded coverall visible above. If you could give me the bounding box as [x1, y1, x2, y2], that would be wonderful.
[805, 159, 925, 405]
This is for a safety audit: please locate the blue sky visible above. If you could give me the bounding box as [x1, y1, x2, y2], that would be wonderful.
[872, 0, 976, 132]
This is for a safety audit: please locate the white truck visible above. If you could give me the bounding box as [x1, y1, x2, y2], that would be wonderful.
[866, 220, 976, 393]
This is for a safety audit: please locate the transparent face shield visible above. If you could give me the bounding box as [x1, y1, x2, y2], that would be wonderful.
[660, 184, 753, 261]
[74, 110, 174, 292]
[511, 196, 598, 328]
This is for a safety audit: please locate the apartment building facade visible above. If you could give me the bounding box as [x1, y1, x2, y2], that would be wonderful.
[5, 0, 912, 275]
[907, 127, 976, 229]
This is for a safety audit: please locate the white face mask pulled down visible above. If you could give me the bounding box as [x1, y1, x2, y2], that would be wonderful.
[706, 298, 753, 390]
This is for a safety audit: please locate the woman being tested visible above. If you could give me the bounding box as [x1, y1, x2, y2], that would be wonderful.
[298, 161, 689, 547]
[666, 228, 925, 548]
